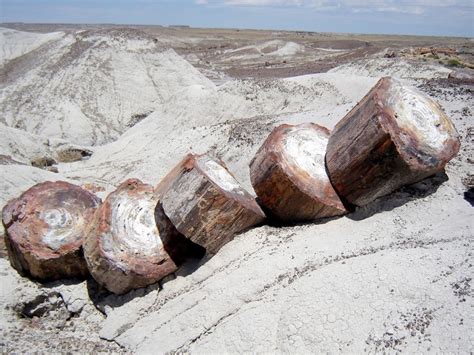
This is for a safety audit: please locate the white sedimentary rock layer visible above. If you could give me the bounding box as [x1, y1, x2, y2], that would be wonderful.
[0, 28, 214, 145]
[58, 73, 378, 192]
[0, 27, 63, 65]
[329, 58, 452, 80]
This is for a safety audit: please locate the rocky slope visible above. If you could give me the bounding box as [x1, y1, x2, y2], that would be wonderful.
[0, 27, 213, 146]
[0, 27, 63, 66]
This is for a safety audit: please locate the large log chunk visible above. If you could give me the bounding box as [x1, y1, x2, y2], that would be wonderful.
[326, 77, 461, 207]
[156, 154, 266, 254]
[2, 181, 100, 280]
[249, 123, 347, 222]
[84, 179, 177, 294]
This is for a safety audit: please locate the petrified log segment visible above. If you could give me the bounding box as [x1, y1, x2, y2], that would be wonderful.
[154, 203, 206, 265]
[156, 154, 266, 254]
[249, 123, 347, 222]
[84, 179, 177, 294]
[326, 77, 461, 207]
[2, 181, 100, 280]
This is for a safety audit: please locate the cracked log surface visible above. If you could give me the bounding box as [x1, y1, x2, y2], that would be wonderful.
[326, 77, 460, 207]
[156, 154, 266, 254]
[2, 181, 100, 280]
[84, 179, 177, 294]
[250, 122, 346, 222]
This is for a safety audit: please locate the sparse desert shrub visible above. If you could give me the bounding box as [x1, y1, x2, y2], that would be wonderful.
[31, 156, 57, 168]
[447, 58, 463, 67]
[55, 148, 92, 163]
[127, 112, 151, 128]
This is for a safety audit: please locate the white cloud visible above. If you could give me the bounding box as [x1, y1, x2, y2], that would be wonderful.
[195, 0, 209, 4]
[224, 0, 303, 5]
[197, 0, 473, 16]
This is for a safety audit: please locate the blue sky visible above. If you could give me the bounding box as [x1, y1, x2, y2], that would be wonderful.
[1, 0, 473, 37]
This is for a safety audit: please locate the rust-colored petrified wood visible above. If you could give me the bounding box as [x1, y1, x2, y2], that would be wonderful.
[2, 181, 100, 280]
[249, 122, 347, 222]
[155, 154, 266, 254]
[83, 179, 177, 294]
[326, 77, 461, 207]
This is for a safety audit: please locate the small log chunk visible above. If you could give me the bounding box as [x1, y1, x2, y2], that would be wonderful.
[326, 77, 461, 207]
[2, 181, 100, 280]
[156, 154, 266, 254]
[249, 123, 347, 222]
[83, 179, 177, 294]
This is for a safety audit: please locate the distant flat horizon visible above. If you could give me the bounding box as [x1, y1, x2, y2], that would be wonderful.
[1, 21, 473, 39]
[1, 0, 473, 38]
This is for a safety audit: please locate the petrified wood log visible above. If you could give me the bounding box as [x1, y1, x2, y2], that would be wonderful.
[249, 123, 347, 222]
[326, 77, 461, 207]
[2, 181, 100, 280]
[84, 179, 177, 294]
[156, 154, 266, 254]
[154, 203, 206, 266]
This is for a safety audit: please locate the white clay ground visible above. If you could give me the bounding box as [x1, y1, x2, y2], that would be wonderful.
[0, 27, 472, 353]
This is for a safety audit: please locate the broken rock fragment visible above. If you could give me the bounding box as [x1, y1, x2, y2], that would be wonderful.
[2, 181, 100, 280]
[326, 77, 460, 207]
[249, 123, 347, 222]
[84, 179, 178, 294]
[156, 154, 266, 254]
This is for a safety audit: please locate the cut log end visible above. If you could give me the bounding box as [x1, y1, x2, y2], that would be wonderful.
[384, 77, 460, 165]
[84, 179, 177, 294]
[157, 154, 266, 254]
[250, 123, 347, 222]
[195, 155, 266, 218]
[1, 181, 100, 280]
[326, 76, 461, 207]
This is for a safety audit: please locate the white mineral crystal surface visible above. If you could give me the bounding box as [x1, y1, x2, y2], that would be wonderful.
[283, 126, 329, 181]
